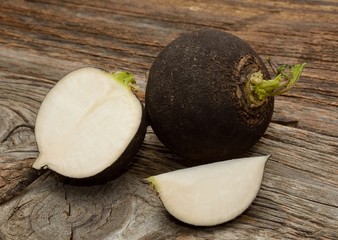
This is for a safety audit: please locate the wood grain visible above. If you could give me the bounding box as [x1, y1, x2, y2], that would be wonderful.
[0, 0, 337, 239]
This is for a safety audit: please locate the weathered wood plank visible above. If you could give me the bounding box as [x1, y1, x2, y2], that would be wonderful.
[0, 0, 337, 239]
[0, 124, 337, 239]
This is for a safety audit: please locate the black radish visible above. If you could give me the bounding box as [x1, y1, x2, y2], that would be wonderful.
[33, 67, 147, 185]
[146, 29, 305, 164]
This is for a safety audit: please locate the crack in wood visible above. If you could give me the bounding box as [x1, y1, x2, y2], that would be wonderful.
[0, 124, 34, 145]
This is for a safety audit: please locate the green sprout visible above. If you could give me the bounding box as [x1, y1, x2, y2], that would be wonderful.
[106, 71, 140, 92]
[111, 71, 136, 88]
[246, 58, 306, 106]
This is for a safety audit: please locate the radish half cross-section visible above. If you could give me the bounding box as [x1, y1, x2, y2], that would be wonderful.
[33, 67, 147, 185]
[146, 155, 269, 226]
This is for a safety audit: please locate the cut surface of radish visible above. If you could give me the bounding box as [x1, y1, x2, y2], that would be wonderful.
[147, 155, 269, 226]
[33, 67, 143, 179]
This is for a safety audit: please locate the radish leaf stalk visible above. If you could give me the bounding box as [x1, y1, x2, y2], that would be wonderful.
[246, 62, 306, 106]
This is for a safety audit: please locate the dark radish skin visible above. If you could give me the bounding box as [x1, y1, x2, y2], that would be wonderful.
[145, 29, 305, 164]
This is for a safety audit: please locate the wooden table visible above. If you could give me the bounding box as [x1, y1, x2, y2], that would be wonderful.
[0, 1, 337, 239]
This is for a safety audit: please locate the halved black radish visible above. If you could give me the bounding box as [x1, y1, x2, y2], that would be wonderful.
[33, 67, 147, 185]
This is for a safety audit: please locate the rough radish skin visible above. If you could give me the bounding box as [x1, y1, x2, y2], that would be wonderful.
[146, 30, 273, 164]
[146, 29, 305, 165]
[147, 155, 270, 226]
[33, 67, 147, 185]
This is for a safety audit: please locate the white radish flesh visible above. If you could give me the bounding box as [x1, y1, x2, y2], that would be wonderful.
[33, 67, 143, 179]
[147, 155, 269, 226]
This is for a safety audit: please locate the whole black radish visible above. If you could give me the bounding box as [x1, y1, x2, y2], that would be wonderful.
[145, 29, 305, 164]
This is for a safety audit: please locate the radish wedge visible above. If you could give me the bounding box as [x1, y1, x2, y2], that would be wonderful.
[146, 155, 269, 226]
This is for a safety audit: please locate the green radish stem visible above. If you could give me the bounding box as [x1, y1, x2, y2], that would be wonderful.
[107, 71, 141, 93]
[246, 61, 306, 107]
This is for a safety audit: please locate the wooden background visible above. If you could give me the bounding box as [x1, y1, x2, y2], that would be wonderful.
[0, 0, 337, 239]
